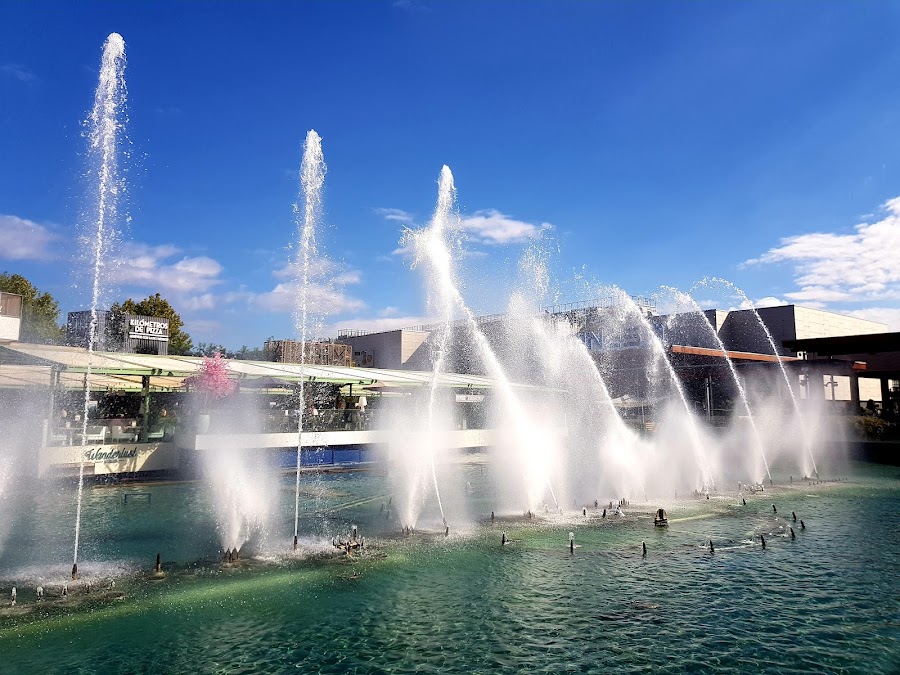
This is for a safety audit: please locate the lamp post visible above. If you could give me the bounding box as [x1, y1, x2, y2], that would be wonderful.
[825, 375, 838, 401]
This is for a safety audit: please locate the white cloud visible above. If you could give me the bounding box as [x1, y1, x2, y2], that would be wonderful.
[112, 243, 223, 293]
[842, 307, 900, 331]
[751, 296, 787, 309]
[746, 196, 900, 305]
[334, 315, 433, 334]
[256, 281, 365, 315]
[378, 207, 552, 249]
[181, 293, 217, 312]
[1, 64, 36, 83]
[183, 318, 222, 340]
[459, 209, 552, 245]
[374, 207, 415, 224]
[251, 253, 366, 316]
[0, 214, 57, 260]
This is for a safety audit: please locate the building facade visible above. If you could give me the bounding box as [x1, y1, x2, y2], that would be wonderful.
[264, 339, 352, 366]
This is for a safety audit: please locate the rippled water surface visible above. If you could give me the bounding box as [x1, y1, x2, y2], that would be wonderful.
[0, 462, 898, 674]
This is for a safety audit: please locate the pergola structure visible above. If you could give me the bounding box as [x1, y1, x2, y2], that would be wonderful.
[0, 342, 505, 394]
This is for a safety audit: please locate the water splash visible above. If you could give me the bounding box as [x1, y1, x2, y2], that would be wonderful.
[409, 166, 559, 513]
[662, 287, 771, 481]
[617, 291, 714, 491]
[292, 131, 326, 547]
[73, 32, 128, 577]
[696, 277, 817, 477]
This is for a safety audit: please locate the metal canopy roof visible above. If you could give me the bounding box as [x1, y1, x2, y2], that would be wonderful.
[0, 342, 510, 393]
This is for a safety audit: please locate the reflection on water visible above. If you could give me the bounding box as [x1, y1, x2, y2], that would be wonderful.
[1, 462, 898, 674]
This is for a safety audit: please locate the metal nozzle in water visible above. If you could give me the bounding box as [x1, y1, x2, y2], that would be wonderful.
[71, 563, 78, 580]
[709, 540, 714, 554]
[293, 535, 298, 551]
[155, 553, 161, 574]
[642, 542, 647, 556]
[760, 535, 766, 549]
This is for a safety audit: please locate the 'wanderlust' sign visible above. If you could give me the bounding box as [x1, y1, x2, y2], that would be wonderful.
[84, 447, 138, 462]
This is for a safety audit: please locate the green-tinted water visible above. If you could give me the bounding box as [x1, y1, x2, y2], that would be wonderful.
[1, 463, 898, 674]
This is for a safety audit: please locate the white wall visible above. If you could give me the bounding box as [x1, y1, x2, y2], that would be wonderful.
[0, 316, 20, 341]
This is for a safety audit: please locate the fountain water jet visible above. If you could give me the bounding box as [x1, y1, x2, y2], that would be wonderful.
[292, 130, 326, 549]
[73, 32, 128, 579]
[616, 290, 715, 491]
[660, 287, 771, 481]
[695, 277, 817, 477]
[408, 167, 560, 513]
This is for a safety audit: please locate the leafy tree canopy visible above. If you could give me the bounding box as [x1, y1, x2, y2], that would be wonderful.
[0, 272, 64, 343]
[110, 292, 193, 355]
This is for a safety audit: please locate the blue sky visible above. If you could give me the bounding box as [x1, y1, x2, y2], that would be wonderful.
[2, 1, 900, 347]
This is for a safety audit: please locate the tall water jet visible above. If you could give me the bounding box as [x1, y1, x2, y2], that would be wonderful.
[616, 290, 714, 491]
[408, 167, 559, 513]
[661, 287, 771, 481]
[73, 32, 128, 578]
[292, 131, 326, 549]
[695, 277, 817, 477]
[508, 255, 641, 503]
[403, 169, 459, 527]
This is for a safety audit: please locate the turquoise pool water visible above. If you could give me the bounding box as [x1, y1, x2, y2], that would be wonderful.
[1, 462, 898, 674]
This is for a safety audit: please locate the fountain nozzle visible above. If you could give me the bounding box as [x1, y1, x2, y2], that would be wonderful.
[71, 563, 78, 580]
[642, 542, 647, 557]
[569, 531, 574, 554]
[709, 540, 714, 554]
[155, 552, 161, 574]
[294, 535, 298, 551]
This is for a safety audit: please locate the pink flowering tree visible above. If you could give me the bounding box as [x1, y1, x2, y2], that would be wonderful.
[186, 352, 236, 409]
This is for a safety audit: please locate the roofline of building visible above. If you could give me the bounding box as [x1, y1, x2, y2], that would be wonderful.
[782, 332, 900, 355]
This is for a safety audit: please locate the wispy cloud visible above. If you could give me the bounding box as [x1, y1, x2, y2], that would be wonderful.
[374, 207, 415, 224]
[843, 307, 900, 331]
[748, 296, 787, 309]
[0, 214, 57, 260]
[746, 196, 900, 305]
[255, 281, 365, 315]
[112, 243, 224, 293]
[335, 314, 433, 334]
[1, 64, 37, 83]
[154, 105, 182, 116]
[378, 206, 552, 251]
[459, 209, 552, 245]
[251, 255, 366, 316]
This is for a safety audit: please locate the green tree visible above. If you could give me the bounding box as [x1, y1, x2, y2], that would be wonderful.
[0, 272, 64, 343]
[110, 292, 194, 355]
